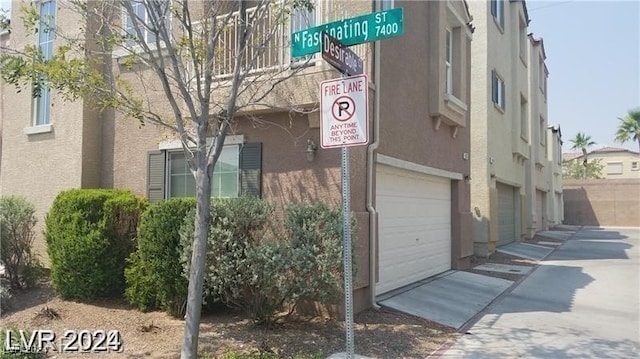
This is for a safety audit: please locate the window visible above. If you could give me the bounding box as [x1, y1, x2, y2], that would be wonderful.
[491, 0, 504, 28]
[33, 0, 56, 126]
[380, 0, 394, 11]
[520, 95, 528, 140]
[539, 116, 546, 146]
[540, 56, 547, 97]
[290, 1, 317, 63]
[444, 26, 463, 100]
[123, 0, 170, 47]
[445, 28, 453, 95]
[491, 70, 505, 110]
[168, 147, 240, 198]
[147, 142, 262, 202]
[632, 161, 638, 171]
[607, 162, 623, 175]
[519, 17, 527, 63]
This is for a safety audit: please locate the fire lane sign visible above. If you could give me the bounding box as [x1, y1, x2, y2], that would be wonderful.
[320, 75, 369, 148]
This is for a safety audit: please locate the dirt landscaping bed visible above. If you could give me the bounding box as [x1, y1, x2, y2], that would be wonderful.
[1, 280, 457, 358]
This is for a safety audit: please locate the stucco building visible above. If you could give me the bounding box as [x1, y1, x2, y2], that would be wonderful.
[0, 0, 474, 311]
[468, 0, 559, 256]
[564, 147, 640, 179]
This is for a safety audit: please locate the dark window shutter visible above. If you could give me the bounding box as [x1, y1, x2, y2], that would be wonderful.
[147, 150, 166, 202]
[239, 142, 262, 197]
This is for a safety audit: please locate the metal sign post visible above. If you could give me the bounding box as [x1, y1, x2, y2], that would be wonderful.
[341, 143, 355, 358]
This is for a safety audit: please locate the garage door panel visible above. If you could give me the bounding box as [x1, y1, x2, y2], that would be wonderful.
[497, 182, 516, 246]
[376, 165, 452, 295]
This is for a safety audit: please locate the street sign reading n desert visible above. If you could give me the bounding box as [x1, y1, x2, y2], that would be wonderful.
[320, 75, 369, 149]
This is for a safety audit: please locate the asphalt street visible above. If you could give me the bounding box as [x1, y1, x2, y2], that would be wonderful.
[440, 226, 640, 359]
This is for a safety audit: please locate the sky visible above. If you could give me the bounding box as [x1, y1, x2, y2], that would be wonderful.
[526, 1, 640, 153]
[1, 0, 639, 153]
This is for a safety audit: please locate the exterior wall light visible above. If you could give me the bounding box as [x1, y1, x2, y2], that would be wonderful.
[306, 138, 318, 162]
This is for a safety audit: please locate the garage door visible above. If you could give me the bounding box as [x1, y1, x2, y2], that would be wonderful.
[376, 165, 451, 295]
[536, 190, 545, 231]
[497, 182, 516, 246]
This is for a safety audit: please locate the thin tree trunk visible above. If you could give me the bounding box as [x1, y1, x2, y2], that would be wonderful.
[181, 158, 212, 359]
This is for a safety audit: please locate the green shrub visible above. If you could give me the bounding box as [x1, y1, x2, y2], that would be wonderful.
[0, 196, 42, 289]
[0, 283, 11, 312]
[281, 202, 353, 307]
[180, 198, 355, 324]
[125, 198, 195, 317]
[180, 197, 279, 322]
[44, 189, 146, 300]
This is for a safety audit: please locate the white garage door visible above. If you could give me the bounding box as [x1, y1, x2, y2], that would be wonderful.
[497, 182, 516, 246]
[376, 165, 452, 295]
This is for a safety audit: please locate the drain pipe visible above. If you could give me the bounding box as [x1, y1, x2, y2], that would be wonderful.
[366, 37, 381, 310]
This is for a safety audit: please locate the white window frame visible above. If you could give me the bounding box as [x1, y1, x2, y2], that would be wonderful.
[539, 116, 546, 147]
[122, 0, 171, 49]
[166, 145, 241, 199]
[445, 28, 453, 96]
[631, 161, 638, 171]
[492, 70, 505, 111]
[32, 0, 56, 127]
[519, 16, 527, 65]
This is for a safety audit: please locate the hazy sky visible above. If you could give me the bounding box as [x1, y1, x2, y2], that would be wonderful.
[527, 1, 640, 152]
[1, 0, 639, 152]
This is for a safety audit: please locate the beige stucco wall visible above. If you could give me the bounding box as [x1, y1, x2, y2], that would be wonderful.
[0, 4, 98, 263]
[378, 0, 473, 267]
[591, 151, 640, 179]
[469, 0, 531, 254]
[563, 179, 640, 227]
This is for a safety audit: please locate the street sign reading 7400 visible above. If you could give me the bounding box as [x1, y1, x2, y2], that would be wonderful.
[292, 8, 404, 58]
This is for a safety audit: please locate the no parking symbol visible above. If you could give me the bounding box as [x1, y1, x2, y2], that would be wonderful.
[320, 74, 369, 149]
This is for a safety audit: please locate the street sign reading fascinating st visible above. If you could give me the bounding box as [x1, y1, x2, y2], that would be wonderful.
[321, 31, 363, 76]
[292, 8, 404, 58]
[320, 75, 369, 148]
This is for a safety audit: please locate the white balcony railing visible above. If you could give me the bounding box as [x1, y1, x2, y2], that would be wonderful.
[189, 3, 370, 80]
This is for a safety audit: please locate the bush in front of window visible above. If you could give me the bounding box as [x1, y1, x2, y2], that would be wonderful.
[179, 198, 356, 324]
[44, 189, 147, 301]
[124, 198, 195, 317]
[0, 195, 43, 290]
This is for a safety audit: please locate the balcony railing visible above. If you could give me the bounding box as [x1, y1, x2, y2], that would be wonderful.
[189, 3, 370, 80]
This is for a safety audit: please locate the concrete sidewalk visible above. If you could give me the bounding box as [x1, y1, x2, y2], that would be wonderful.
[378, 227, 577, 331]
[438, 226, 640, 358]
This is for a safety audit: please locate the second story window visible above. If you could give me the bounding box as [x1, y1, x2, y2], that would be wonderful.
[492, 70, 505, 111]
[444, 27, 463, 100]
[123, 0, 170, 48]
[380, 0, 395, 11]
[491, 0, 504, 29]
[33, 0, 56, 126]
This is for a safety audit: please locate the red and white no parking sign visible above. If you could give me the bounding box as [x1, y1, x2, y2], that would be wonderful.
[320, 74, 369, 149]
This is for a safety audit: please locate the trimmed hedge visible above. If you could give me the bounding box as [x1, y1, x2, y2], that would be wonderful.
[125, 198, 195, 317]
[45, 189, 146, 300]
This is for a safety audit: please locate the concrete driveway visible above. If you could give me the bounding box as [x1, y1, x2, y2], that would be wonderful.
[438, 226, 640, 358]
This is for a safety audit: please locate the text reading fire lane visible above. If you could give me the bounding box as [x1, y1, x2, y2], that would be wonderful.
[320, 74, 369, 149]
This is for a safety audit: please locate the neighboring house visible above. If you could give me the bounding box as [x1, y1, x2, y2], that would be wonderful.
[468, 0, 557, 256]
[564, 147, 640, 179]
[0, 0, 474, 312]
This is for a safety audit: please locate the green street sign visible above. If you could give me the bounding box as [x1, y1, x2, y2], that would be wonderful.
[292, 7, 404, 58]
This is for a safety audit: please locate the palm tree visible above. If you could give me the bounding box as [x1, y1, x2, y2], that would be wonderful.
[569, 132, 596, 179]
[615, 109, 640, 152]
